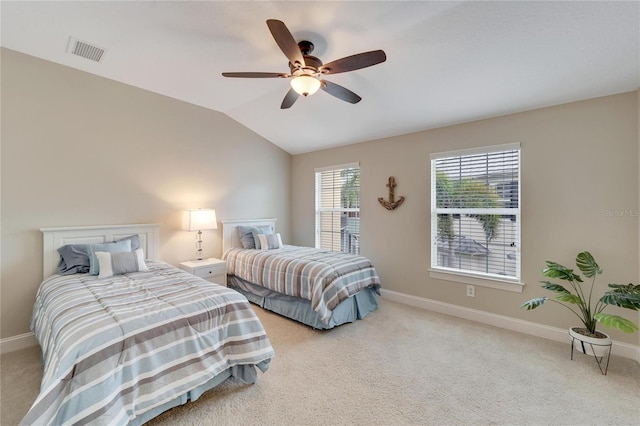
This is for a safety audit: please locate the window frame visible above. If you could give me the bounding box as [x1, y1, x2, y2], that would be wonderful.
[314, 162, 361, 254]
[429, 143, 524, 293]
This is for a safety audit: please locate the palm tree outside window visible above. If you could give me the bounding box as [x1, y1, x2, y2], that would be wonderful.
[315, 163, 360, 254]
[431, 144, 521, 280]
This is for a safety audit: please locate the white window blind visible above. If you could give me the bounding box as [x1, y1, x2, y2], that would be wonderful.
[431, 144, 520, 281]
[315, 163, 360, 254]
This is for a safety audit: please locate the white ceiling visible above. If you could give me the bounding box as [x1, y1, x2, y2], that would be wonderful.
[2, 1, 639, 155]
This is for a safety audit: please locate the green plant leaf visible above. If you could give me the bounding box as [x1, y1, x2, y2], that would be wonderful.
[521, 297, 547, 310]
[607, 283, 640, 294]
[594, 313, 639, 333]
[543, 261, 582, 282]
[555, 293, 583, 305]
[600, 292, 640, 310]
[575, 251, 602, 278]
[540, 281, 570, 294]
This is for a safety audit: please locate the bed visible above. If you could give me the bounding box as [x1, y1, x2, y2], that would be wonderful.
[221, 219, 381, 329]
[22, 224, 274, 426]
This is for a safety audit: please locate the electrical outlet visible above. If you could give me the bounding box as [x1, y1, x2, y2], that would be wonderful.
[466, 285, 475, 298]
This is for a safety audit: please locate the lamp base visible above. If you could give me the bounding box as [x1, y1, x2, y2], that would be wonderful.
[195, 231, 204, 262]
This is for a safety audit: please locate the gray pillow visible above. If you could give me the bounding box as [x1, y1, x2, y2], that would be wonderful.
[237, 225, 273, 249]
[57, 244, 90, 275]
[88, 240, 132, 275]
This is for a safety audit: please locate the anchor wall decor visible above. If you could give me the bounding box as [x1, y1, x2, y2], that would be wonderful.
[378, 176, 405, 210]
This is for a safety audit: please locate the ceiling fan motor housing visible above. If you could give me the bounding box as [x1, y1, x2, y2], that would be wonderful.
[289, 41, 323, 74]
[290, 56, 323, 72]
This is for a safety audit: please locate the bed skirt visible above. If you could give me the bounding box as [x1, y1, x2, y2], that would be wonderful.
[227, 275, 379, 329]
[131, 362, 268, 425]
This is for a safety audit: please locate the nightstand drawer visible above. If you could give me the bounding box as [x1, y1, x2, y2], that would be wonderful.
[193, 264, 225, 279]
[179, 258, 227, 286]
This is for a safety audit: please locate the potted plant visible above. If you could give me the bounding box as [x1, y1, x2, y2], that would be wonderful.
[521, 251, 639, 372]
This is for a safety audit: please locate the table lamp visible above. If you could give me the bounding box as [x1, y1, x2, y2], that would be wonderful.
[183, 209, 217, 261]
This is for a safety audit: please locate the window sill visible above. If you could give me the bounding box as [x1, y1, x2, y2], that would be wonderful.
[429, 268, 525, 293]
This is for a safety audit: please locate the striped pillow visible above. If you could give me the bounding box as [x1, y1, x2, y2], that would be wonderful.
[95, 249, 148, 279]
[258, 233, 283, 250]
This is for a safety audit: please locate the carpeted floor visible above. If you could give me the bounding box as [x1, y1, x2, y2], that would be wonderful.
[2, 298, 639, 425]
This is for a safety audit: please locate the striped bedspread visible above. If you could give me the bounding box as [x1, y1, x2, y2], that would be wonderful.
[223, 245, 381, 324]
[23, 261, 274, 426]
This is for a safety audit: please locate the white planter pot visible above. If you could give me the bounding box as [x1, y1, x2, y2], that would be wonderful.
[569, 327, 612, 358]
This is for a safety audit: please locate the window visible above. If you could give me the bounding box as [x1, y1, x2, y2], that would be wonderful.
[315, 163, 360, 254]
[430, 143, 521, 286]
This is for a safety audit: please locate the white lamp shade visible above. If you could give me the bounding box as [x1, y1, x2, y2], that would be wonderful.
[183, 209, 217, 231]
[290, 75, 321, 96]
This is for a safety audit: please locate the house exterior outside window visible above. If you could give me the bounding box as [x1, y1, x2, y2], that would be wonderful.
[430, 143, 522, 291]
[315, 163, 360, 254]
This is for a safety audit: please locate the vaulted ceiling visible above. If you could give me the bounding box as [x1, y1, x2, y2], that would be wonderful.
[2, 1, 638, 154]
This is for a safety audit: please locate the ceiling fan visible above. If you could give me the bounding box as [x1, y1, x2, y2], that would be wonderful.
[222, 19, 387, 109]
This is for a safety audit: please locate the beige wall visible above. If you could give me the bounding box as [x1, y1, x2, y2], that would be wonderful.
[1, 48, 291, 338]
[3, 47, 638, 348]
[291, 91, 639, 345]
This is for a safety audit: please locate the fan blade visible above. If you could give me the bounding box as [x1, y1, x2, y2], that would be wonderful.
[281, 88, 299, 109]
[319, 50, 386, 75]
[222, 72, 287, 78]
[320, 80, 362, 104]
[266, 19, 305, 68]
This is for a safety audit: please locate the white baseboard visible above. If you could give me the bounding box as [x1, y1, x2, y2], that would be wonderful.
[380, 289, 640, 364]
[0, 332, 37, 354]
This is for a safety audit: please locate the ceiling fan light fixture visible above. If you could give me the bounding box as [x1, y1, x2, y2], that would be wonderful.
[290, 74, 321, 97]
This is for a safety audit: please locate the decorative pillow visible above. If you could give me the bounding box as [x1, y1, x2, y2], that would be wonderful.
[258, 233, 283, 250]
[95, 249, 148, 279]
[56, 234, 141, 275]
[237, 225, 274, 249]
[88, 240, 132, 275]
[57, 244, 90, 275]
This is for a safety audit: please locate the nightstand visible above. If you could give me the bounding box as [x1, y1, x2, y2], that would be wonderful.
[179, 258, 227, 286]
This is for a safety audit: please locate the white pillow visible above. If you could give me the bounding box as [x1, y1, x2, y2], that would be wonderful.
[95, 249, 148, 279]
[258, 233, 283, 250]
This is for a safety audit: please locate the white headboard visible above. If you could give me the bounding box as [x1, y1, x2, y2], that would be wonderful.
[221, 218, 277, 253]
[41, 224, 160, 279]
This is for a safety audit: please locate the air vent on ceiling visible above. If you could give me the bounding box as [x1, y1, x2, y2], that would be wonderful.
[66, 37, 106, 63]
